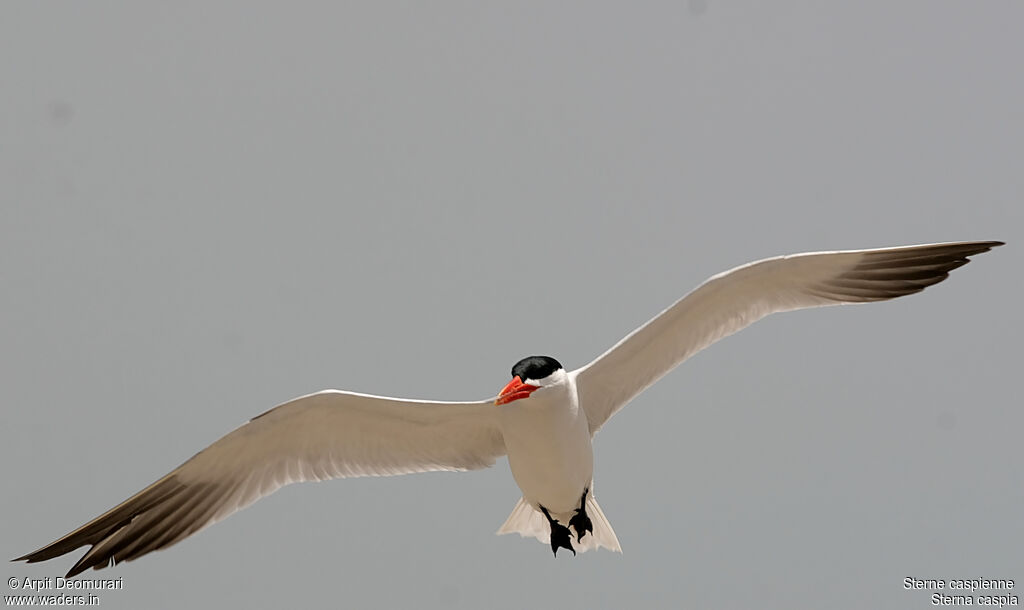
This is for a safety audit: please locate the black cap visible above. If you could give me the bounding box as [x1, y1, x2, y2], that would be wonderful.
[511, 355, 563, 381]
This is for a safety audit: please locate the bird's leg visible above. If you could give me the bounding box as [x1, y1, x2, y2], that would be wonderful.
[539, 506, 575, 557]
[568, 487, 594, 541]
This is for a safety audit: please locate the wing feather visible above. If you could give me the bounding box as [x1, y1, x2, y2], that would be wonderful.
[16, 391, 504, 576]
[574, 241, 1002, 434]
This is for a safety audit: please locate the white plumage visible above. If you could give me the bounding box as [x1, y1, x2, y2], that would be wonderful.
[16, 241, 1001, 575]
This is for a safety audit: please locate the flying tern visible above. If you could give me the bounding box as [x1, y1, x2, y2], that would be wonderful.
[15, 241, 1002, 575]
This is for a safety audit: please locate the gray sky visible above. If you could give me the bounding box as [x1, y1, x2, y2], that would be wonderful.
[2, 2, 1020, 609]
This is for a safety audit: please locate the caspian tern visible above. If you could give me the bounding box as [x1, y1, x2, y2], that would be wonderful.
[15, 241, 1002, 574]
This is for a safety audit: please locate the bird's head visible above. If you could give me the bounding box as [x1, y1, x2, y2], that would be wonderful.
[494, 355, 566, 405]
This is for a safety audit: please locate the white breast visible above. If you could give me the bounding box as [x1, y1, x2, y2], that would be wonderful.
[498, 379, 594, 515]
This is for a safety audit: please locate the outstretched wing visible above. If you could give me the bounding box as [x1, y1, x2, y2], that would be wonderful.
[574, 241, 1002, 434]
[15, 390, 505, 576]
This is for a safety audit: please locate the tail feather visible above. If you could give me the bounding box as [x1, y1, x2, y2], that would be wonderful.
[497, 495, 621, 553]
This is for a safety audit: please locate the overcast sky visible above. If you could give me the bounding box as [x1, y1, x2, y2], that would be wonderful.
[2, 2, 1020, 609]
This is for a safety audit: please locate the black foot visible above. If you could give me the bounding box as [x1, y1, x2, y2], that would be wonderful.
[540, 506, 576, 557]
[568, 487, 594, 541]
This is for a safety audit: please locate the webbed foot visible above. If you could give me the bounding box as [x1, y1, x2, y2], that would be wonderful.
[540, 506, 576, 557]
[568, 487, 594, 541]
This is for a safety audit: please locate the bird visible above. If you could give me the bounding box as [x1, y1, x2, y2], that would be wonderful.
[14, 240, 1002, 575]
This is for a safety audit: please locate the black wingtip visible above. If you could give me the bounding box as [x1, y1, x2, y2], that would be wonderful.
[13, 544, 97, 578]
[10, 474, 187, 576]
[964, 240, 1004, 253]
[65, 558, 94, 579]
[968, 240, 1004, 252]
[13, 550, 48, 564]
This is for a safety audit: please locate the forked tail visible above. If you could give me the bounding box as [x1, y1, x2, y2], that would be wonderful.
[497, 495, 621, 553]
